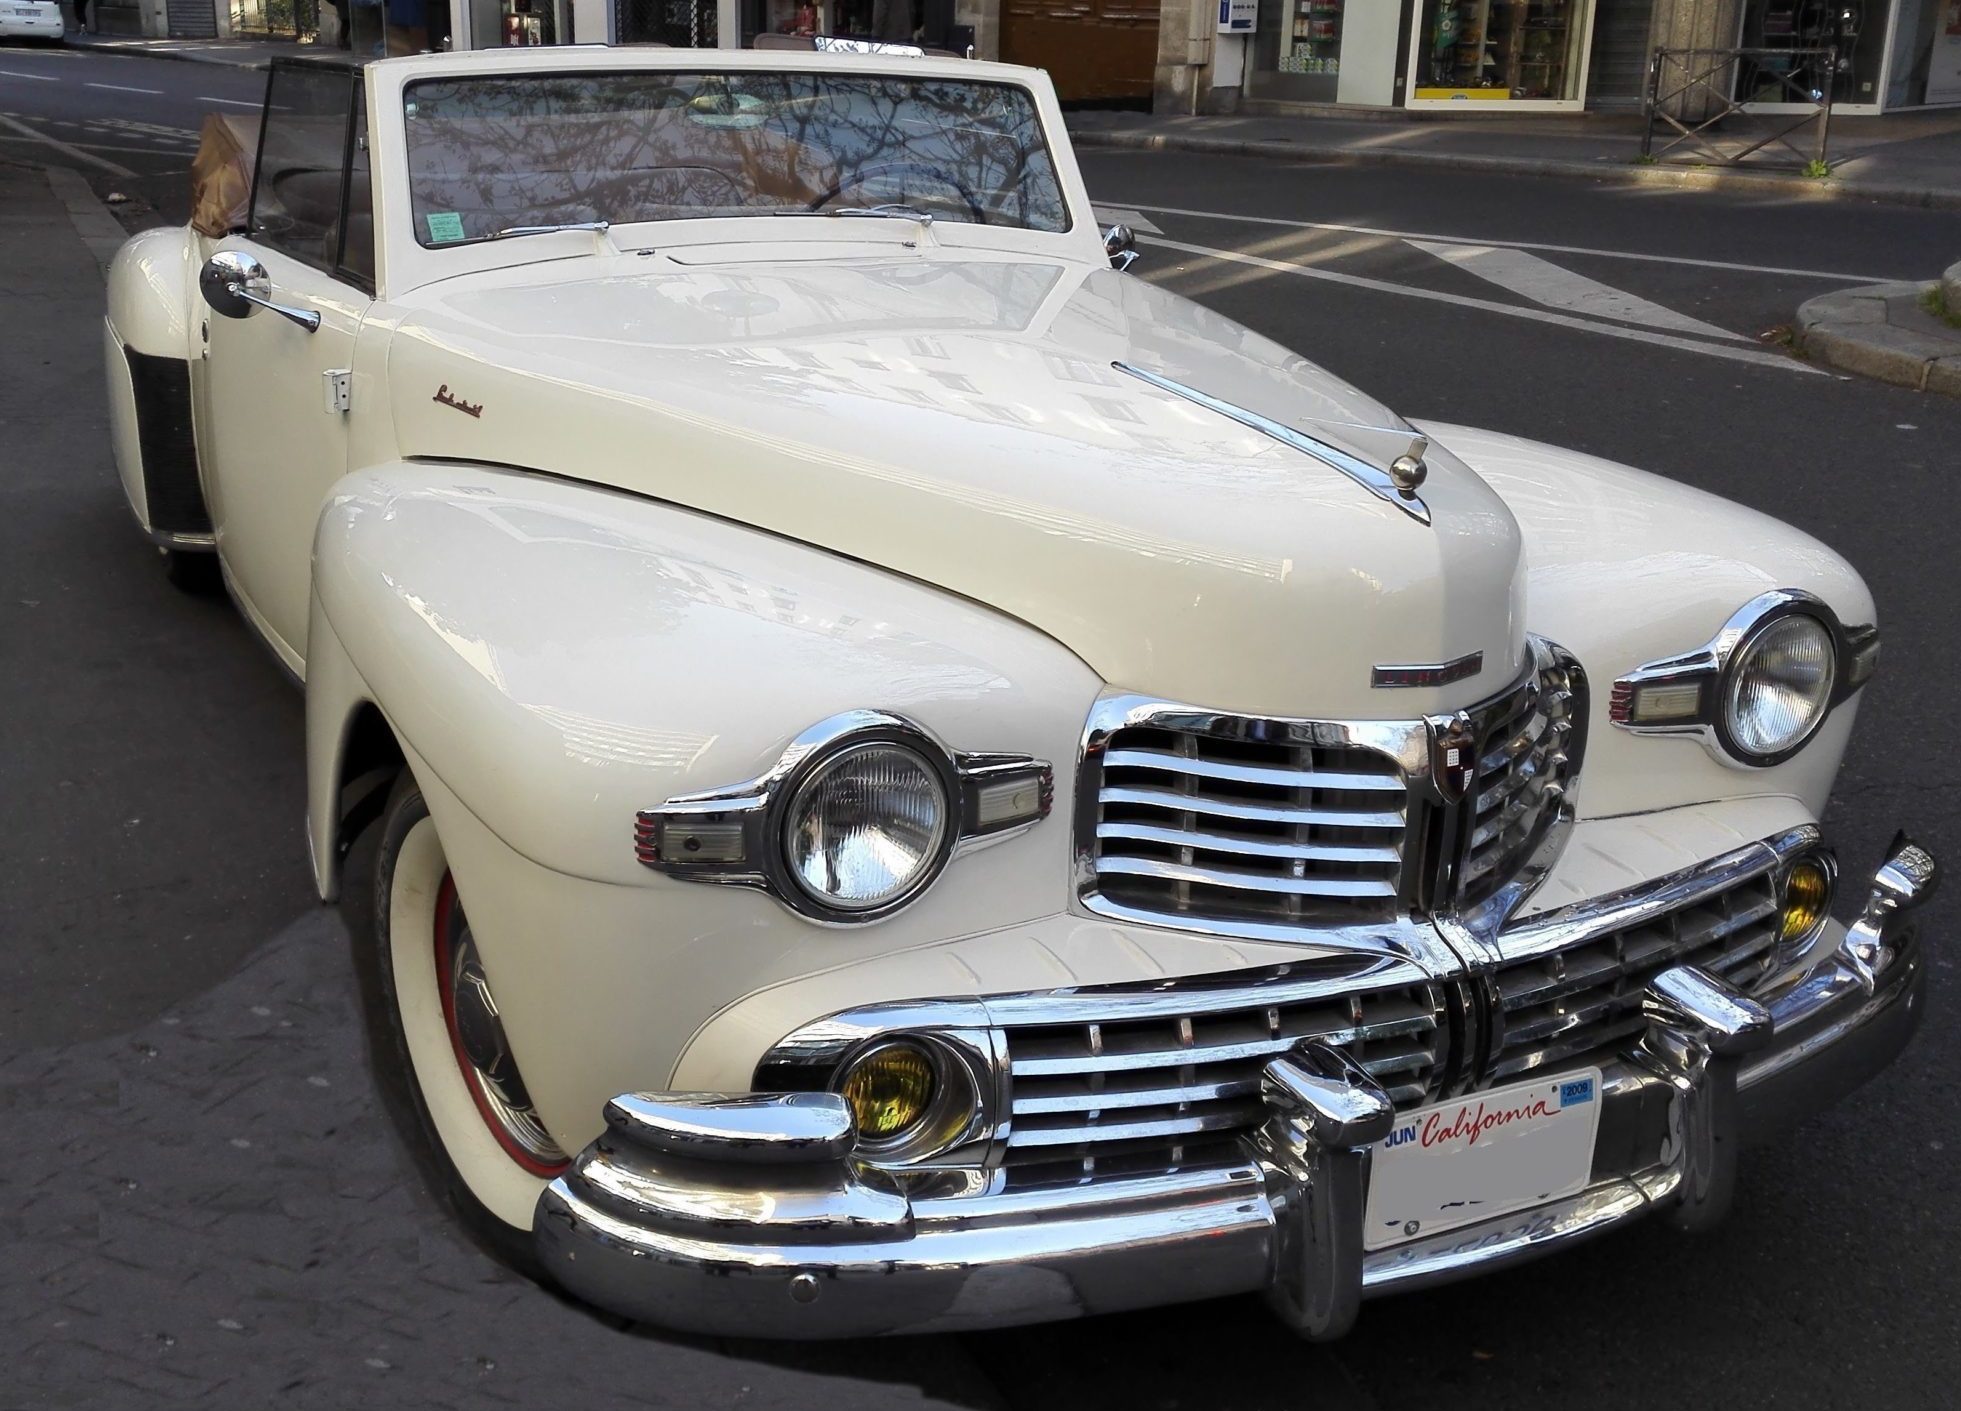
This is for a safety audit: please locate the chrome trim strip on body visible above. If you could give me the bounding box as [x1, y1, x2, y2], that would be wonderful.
[1111, 362, 1433, 525]
[1608, 588, 1878, 768]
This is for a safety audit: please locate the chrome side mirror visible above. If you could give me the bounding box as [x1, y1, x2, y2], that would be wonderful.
[200, 250, 267, 320]
[1103, 223, 1139, 272]
[198, 250, 321, 333]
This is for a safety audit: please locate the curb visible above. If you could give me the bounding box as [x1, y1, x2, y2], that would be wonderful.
[1066, 128, 1961, 212]
[1944, 259, 1961, 312]
[1795, 281, 1961, 398]
[66, 37, 277, 70]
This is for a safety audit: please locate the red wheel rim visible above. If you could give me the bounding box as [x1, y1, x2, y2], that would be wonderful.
[433, 871, 569, 1178]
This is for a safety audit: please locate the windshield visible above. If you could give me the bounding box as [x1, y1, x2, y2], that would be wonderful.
[401, 70, 1072, 247]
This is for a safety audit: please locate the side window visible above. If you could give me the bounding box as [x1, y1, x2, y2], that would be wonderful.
[337, 88, 374, 292]
[249, 63, 356, 274]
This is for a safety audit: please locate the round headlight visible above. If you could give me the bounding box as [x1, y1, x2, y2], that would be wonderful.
[839, 1042, 937, 1141]
[1723, 614, 1836, 761]
[783, 741, 949, 914]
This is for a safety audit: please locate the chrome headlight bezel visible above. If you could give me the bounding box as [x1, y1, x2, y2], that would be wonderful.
[634, 710, 1053, 924]
[779, 730, 957, 919]
[1609, 589, 1879, 768]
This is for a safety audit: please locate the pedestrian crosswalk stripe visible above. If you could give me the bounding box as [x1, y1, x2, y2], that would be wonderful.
[1406, 240, 1746, 341]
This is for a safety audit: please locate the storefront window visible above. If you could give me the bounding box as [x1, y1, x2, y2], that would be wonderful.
[1249, 0, 1400, 103]
[1411, 0, 1592, 103]
[1886, 0, 1961, 106]
[1736, 1, 1887, 107]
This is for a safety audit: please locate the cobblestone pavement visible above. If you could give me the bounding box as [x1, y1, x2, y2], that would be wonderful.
[1, 910, 998, 1411]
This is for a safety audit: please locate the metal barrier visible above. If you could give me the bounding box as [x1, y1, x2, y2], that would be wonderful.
[1642, 47, 1835, 171]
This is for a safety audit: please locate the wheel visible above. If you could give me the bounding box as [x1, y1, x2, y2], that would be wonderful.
[347, 771, 569, 1269]
[162, 547, 221, 594]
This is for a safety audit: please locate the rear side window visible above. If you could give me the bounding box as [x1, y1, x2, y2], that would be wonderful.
[250, 63, 358, 274]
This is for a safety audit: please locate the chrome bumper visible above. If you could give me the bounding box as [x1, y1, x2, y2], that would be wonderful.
[533, 840, 1937, 1339]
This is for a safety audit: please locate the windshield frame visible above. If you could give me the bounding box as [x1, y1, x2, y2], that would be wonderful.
[364, 50, 1103, 298]
[398, 67, 1075, 249]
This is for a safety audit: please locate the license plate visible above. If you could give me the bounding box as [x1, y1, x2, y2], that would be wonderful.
[1363, 1069, 1601, 1251]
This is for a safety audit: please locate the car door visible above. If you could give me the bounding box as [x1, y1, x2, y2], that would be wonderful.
[200, 60, 373, 672]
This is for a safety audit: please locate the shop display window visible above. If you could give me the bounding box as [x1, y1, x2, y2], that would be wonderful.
[1412, 0, 1590, 102]
[1736, 1, 1886, 107]
[1279, 0, 1345, 76]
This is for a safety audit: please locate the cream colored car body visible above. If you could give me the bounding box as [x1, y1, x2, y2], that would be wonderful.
[105, 48, 1873, 1225]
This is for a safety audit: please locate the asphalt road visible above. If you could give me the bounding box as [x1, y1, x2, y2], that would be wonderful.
[4, 45, 1958, 1410]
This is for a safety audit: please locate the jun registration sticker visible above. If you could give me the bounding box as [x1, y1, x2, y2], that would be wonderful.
[1362, 1069, 1603, 1252]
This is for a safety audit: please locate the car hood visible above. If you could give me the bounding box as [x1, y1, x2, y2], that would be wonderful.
[385, 251, 1525, 719]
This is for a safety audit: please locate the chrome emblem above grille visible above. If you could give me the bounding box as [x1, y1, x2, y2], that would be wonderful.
[1429, 712, 1478, 804]
[1372, 651, 1484, 689]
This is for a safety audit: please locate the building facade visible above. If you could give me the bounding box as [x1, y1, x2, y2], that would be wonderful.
[102, 0, 1961, 115]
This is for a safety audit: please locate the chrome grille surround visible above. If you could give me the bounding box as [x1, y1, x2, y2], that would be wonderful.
[1074, 638, 1588, 945]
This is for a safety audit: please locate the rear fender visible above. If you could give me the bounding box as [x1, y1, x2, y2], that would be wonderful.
[104, 226, 210, 546]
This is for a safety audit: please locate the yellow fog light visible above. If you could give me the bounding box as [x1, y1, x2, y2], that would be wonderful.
[839, 1043, 936, 1142]
[1780, 857, 1834, 946]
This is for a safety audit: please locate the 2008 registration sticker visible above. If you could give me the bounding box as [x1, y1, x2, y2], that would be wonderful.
[1362, 1069, 1602, 1252]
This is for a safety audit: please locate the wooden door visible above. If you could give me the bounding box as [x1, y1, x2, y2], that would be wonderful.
[1001, 0, 1162, 103]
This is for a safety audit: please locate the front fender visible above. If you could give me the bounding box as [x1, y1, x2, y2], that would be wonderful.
[1425, 422, 1873, 820]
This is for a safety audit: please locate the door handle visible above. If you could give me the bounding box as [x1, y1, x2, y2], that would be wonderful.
[199, 251, 322, 334]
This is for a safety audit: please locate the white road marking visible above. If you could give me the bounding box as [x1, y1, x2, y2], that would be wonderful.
[1407, 239, 1747, 341]
[0, 134, 199, 157]
[1106, 199, 1894, 284]
[1091, 205, 1163, 235]
[1137, 232, 1823, 376]
[0, 69, 58, 81]
[0, 113, 135, 176]
[201, 96, 261, 107]
[87, 82, 165, 96]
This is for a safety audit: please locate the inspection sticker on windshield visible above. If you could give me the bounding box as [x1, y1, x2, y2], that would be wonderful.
[1363, 1069, 1601, 1252]
[425, 211, 466, 244]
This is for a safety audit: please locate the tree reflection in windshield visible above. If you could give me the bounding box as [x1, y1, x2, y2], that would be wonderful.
[402, 71, 1071, 247]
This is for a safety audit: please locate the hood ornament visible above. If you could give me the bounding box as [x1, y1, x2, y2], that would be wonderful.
[1112, 362, 1431, 526]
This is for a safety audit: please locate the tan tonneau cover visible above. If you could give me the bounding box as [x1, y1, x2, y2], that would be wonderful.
[190, 112, 260, 238]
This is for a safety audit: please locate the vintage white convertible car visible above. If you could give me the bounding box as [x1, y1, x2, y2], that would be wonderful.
[105, 47, 1938, 1339]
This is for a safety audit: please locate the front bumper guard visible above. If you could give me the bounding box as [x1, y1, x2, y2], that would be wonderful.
[533, 839, 1938, 1339]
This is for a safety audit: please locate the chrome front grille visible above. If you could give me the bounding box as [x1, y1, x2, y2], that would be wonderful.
[1086, 725, 1409, 928]
[1000, 979, 1445, 1186]
[1489, 872, 1781, 1082]
[1459, 656, 1583, 906]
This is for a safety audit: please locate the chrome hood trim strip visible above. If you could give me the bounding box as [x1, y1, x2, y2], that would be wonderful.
[1114, 361, 1433, 525]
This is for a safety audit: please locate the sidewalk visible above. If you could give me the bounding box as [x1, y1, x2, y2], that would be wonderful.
[65, 32, 312, 70]
[1065, 106, 1961, 211]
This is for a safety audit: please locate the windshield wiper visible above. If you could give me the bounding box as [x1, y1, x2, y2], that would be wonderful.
[824, 204, 935, 227]
[488, 220, 612, 241]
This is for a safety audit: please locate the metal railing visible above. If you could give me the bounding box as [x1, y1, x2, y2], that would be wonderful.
[1642, 46, 1835, 171]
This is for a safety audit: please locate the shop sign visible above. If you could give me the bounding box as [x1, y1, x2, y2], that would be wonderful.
[1217, 0, 1256, 34]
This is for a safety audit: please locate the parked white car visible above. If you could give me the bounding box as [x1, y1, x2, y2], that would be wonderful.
[0, 0, 65, 41]
[105, 47, 1937, 1340]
